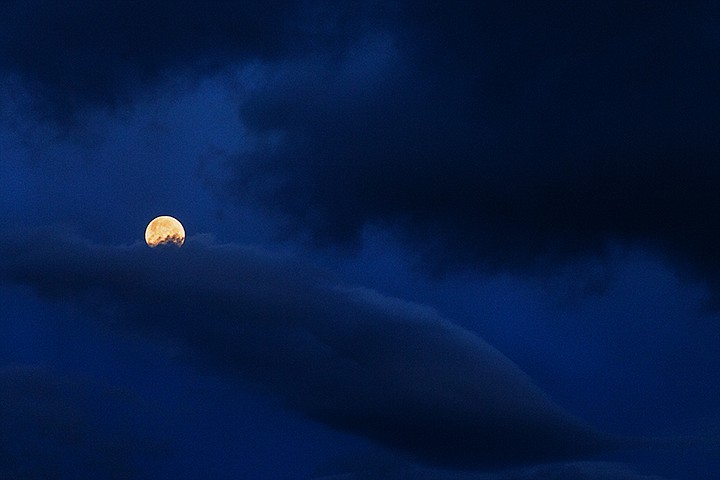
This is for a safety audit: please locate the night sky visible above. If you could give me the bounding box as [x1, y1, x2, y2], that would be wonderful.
[1, 2, 719, 479]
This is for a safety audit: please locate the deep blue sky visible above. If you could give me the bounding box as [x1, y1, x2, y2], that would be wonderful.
[1, 2, 719, 479]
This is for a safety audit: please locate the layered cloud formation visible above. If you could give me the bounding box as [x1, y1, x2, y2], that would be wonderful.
[0, 229, 621, 468]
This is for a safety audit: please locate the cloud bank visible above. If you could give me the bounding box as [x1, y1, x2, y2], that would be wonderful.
[0, 229, 622, 469]
[6, 1, 720, 292]
[221, 1, 720, 288]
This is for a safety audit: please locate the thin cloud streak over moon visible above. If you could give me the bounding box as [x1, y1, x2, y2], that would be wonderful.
[0, 229, 620, 469]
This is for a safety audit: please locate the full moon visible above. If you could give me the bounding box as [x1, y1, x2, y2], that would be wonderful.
[145, 215, 185, 248]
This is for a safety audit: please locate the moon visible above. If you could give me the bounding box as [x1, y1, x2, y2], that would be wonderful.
[145, 216, 185, 248]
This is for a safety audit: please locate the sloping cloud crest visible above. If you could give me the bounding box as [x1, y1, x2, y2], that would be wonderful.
[0, 228, 621, 468]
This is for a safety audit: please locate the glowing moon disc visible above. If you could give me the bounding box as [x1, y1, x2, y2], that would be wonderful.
[145, 216, 185, 248]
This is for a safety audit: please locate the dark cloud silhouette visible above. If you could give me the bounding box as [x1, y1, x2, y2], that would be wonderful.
[312, 452, 672, 480]
[0, 365, 166, 479]
[0, 0, 375, 121]
[0, 229, 624, 469]
[220, 1, 720, 285]
[7, 1, 720, 290]
[497, 463, 672, 480]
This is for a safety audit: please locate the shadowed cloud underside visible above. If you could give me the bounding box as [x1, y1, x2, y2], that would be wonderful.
[0, 229, 620, 468]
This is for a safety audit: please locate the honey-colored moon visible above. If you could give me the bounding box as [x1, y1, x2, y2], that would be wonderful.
[145, 216, 185, 248]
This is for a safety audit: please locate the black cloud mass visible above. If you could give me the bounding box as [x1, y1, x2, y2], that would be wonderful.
[0, 0, 379, 122]
[312, 454, 673, 480]
[0, 230, 621, 469]
[229, 2, 720, 284]
[4, 1, 720, 287]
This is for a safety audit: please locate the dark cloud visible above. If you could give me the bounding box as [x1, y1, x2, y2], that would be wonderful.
[8, 1, 720, 290]
[0, 0, 376, 122]
[498, 463, 673, 480]
[0, 228, 627, 469]
[0, 365, 166, 479]
[221, 1, 720, 285]
[312, 452, 673, 480]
